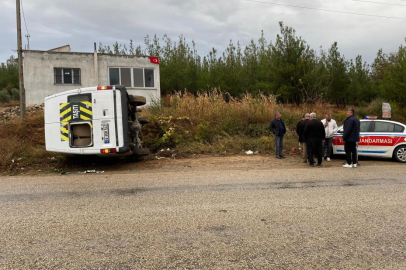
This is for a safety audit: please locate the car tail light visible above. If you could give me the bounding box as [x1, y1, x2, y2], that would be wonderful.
[100, 148, 116, 154]
[97, 85, 115, 90]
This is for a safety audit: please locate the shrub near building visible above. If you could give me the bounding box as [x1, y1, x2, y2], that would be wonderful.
[0, 88, 19, 104]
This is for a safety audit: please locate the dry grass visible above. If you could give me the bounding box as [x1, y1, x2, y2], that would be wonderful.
[0, 113, 55, 172]
[142, 90, 349, 155]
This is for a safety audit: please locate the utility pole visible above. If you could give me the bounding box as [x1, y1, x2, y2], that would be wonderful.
[16, 0, 26, 119]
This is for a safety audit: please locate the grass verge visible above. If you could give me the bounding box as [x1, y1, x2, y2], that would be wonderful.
[142, 90, 352, 156]
[1, 92, 403, 174]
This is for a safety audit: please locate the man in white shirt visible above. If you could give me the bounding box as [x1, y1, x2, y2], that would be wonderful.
[321, 114, 338, 161]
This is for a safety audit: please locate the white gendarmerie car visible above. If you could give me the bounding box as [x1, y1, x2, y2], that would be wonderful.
[332, 119, 406, 162]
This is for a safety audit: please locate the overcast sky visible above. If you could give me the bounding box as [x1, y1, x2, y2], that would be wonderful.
[1, 0, 405, 64]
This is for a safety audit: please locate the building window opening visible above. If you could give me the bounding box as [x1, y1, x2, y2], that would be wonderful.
[54, 68, 81, 84]
[144, 69, 154, 87]
[109, 67, 155, 88]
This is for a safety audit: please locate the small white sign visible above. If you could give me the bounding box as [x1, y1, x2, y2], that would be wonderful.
[382, 103, 391, 119]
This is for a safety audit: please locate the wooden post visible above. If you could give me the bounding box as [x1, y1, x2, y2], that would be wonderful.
[16, 0, 26, 119]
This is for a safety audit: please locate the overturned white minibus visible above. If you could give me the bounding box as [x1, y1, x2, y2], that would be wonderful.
[44, 85, 149, 156]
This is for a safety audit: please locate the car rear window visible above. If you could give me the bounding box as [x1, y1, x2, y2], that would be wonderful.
[372, 121, 404, 133]
[394, 124, 405, 133]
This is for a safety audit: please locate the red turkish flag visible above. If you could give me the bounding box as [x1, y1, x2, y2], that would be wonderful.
[149, 57, 160, 64]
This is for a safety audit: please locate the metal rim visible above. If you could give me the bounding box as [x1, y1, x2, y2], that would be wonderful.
[396, 147, 406, 162]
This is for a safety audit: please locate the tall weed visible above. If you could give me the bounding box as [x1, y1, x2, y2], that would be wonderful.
[0, 113, 54, 170]
[142, 90, 347, 154]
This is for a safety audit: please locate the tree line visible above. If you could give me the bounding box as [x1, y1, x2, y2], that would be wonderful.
[97, 22, 406, 106]
[1, 22, 405, 106]
[0, 56, 19, 103]
[0, 56, 18, 91]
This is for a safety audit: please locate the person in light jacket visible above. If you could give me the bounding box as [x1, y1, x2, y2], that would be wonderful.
[321, 114, 338, 161]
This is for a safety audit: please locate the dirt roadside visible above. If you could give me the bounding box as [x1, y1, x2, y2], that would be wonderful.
[4, 153, 400, 177]
[124, 154, 400, 173]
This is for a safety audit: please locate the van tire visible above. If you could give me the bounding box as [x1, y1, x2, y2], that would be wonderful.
[138, 117, 149, 125]
[129, 95, 146, 106]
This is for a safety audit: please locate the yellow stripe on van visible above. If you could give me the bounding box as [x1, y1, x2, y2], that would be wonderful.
[59, 102, 69, 110]
[79, 106, 92, 116]
[61, 115, 72, 122]
[81, 101, 92, 108]
[60, 107, 72, 118]
[80, 115, 91, 121]
[61, 134, 69, 141]
[60, 126, 68, 134]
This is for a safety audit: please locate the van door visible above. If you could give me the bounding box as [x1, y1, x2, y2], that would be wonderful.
[89, 90, 122, 149]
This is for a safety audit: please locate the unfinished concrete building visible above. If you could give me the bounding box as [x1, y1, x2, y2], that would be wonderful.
[23, 45, 160, 105]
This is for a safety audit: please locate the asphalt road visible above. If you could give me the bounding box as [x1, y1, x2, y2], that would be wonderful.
[1, 157, 406, 269]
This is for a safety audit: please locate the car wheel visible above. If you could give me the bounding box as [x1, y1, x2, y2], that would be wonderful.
[393, 145, 406, 163]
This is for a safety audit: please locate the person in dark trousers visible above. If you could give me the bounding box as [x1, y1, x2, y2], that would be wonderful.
[296, 113, 305, 148]
[342, 108, 361, 168]
[297, 113, 310, 163]
[321, 114, 338, 161]
[296, 114, 306, 138]
[303, 112, 325, 166]
[269, 111, 286, 159]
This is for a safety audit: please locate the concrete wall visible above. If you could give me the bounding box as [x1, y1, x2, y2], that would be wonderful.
[23, 51, 160, 105]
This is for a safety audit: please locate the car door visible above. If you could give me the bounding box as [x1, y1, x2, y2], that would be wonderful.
[333, 126, 345, 154]
[332, 121, 371, 155]
[357, 121, 372, 155]
[367, 121, 405, 157]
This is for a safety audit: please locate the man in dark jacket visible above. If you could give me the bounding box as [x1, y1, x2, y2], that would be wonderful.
[342, 108, 361, 168]
[269, 111, 286, 159]
[297, 113, 310, 163]
[295, 114, 306, 139]
[303, 112, 325, 166]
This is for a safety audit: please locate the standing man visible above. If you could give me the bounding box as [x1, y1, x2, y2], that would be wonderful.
[297, 113, 310, 163]
[342, 108, 360, 168]
[296, 113, 306, 150]
[304, 112, 325, 166]
[269, 111, 286, 159]
[321, 114, 338, 161]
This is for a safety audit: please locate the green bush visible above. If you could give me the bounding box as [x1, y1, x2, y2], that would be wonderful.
[9, 88, 19, 100]
[366, 98, 385, 116]
[195, 123, 214, 143]
[388, 103, 406, 123]
[332, 111, 347, 125]
[356, 107, 368, 120]
[244, 123, 269, 137]
[0, 90, 11, 103]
